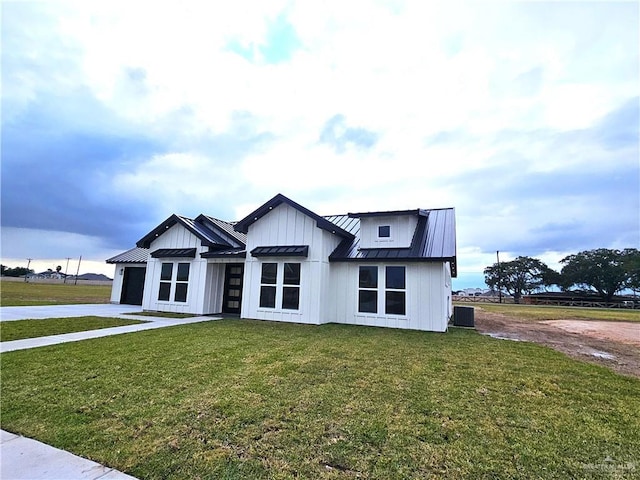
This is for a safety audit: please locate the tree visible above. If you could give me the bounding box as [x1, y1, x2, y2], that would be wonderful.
[622, 248, 640, 293]
[56, 265, 62, 273]
[1, 266, 34, 277]
[484, 256, 551, 303]
[560, 248, 636, 302]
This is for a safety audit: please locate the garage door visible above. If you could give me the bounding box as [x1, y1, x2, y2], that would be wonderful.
[120, 267, 146, 305]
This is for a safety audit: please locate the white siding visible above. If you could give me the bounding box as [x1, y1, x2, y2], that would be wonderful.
[110, 265, 123, 303]
[327, 262, 450, 332]
[141, 224, 209, 314]
[240, 203, 342, 325]
[359, 215, 418, 249]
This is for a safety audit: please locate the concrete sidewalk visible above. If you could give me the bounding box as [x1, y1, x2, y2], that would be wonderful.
[1, 430, 138, 479]
[0, 313, 219, 353]
[0, 304, 222, 478]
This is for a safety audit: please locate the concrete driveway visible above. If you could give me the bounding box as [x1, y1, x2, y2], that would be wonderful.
[0, 303, 142, 321]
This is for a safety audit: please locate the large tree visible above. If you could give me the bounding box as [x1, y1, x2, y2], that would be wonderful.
[484, 256, 551, 303]
[560, 248, 638, 302]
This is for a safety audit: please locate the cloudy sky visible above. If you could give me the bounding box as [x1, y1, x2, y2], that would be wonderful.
[1, 1, 638, 288]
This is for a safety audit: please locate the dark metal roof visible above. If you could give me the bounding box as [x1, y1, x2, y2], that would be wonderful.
[150, 248, 197, 258]
[106, 247, 149, 264]
[327, 208, 457, 277]
[348, 209, 429, 218]
[196, 215, 247, 247]
[234, 194, 354, 239]
[137, 214, 219, 249]
[200, 249, 247, 259]
[250, 245, 309, 257]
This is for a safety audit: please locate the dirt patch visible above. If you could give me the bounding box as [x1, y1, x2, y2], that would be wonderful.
[541, 320, 640, 347]
[473, 308, 640, 379]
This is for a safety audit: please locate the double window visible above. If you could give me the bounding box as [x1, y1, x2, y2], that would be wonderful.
[358, 266, 406, 315]
[259, 262, 301, 310]
[158, 262, 190, 302]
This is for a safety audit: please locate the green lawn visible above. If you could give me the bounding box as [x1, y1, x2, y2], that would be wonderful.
[0, 280, 112, 306]
[0, 317, 147, 342]
[2, 320, 638, 479]
[459, 302, 640, 323]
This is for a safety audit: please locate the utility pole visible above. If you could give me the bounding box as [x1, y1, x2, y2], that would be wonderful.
[25, 258, 32, 282]
[496, 250, 502, 304]
[74, 255, 82, 285]
[63, 257, 71, 284]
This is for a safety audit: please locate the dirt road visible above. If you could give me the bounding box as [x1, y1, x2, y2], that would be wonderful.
[473, 307, 640, 378]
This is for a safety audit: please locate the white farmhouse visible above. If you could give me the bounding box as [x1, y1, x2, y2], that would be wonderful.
[107, 194, 456, 332]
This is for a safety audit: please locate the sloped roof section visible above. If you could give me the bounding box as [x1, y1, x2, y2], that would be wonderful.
[234, 193, 354, 239]
[136, 213, 245, 250]
[197, 215, 247, 247]
[328, 208, 457, 277]
[106, 247, 149, 264]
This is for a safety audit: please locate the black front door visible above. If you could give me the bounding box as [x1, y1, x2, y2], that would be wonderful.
[120, 267, 146, 305]
[222, 264, 244, 314]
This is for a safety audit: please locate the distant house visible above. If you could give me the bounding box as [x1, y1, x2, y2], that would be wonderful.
[28, 270, 65, 280]
[107, 194, 457, 332]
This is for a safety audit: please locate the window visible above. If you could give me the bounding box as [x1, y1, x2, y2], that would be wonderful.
[260, 263, 277, 308]
[282, 263, 300, 310]
[258, 262, 302, 310]
[385, 266, 406, 315]
[174, 263, 190, 302]
[378, 225, 391, 238]
[158, 263, 173, 301]
[358, 266, 406, 315]
[358, 266, 378, 313]
[158, 262, 190, 303]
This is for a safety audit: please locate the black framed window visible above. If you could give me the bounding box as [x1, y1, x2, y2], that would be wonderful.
[259, 263, 277, 308]
[385, 266, 406, 315]
[282, 263, 300, 309]
[158, 262, 173, 301]
[160, 263, 173, 280]
[378, 225, 391, 238]
[358, 266, 378, 313]
[174, 263, 190, 302]
[158, 281, 171, 301]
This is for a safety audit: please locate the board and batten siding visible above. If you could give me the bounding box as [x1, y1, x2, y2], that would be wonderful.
[141, 223, 209, 314]
[327, 262, 450, 332]
[241, 203, 342, 325]
[359, 215, 418, 249]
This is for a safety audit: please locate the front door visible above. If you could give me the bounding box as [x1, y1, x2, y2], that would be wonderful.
[222, 263, 244, 314]
[120, 267, 146, 305]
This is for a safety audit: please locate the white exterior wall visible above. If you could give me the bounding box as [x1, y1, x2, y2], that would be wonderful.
[327, 262, 450, 332]
[359, 215, 418, 248]
[109, 263, 146, 303]
[141, 224, 209, 314]
[240, 203, 342, 324]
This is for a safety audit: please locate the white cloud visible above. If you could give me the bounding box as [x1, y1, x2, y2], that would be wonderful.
[2, 0, 637, 290]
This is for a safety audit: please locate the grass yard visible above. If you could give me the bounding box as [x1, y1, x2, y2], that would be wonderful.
[0, 280, 112, 306]
[0, 316, 147, 342]
[460, 302, 640, 323]
[2, 320, 639, 479]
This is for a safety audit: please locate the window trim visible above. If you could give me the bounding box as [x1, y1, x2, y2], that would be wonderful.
[257, 261, 302, 311]
[157, 261, 190, 303]
[378, 225, 391, 238]
[357, 265, 407, 317]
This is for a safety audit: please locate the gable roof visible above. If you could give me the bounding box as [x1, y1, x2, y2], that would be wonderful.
[234, 193, 355, 239]
[327, 208, 457, 276]
[136, 214, 246, 250]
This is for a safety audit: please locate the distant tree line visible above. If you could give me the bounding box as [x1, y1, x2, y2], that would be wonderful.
[484, 248, 640, 303]
[0, 265, 34, 277]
